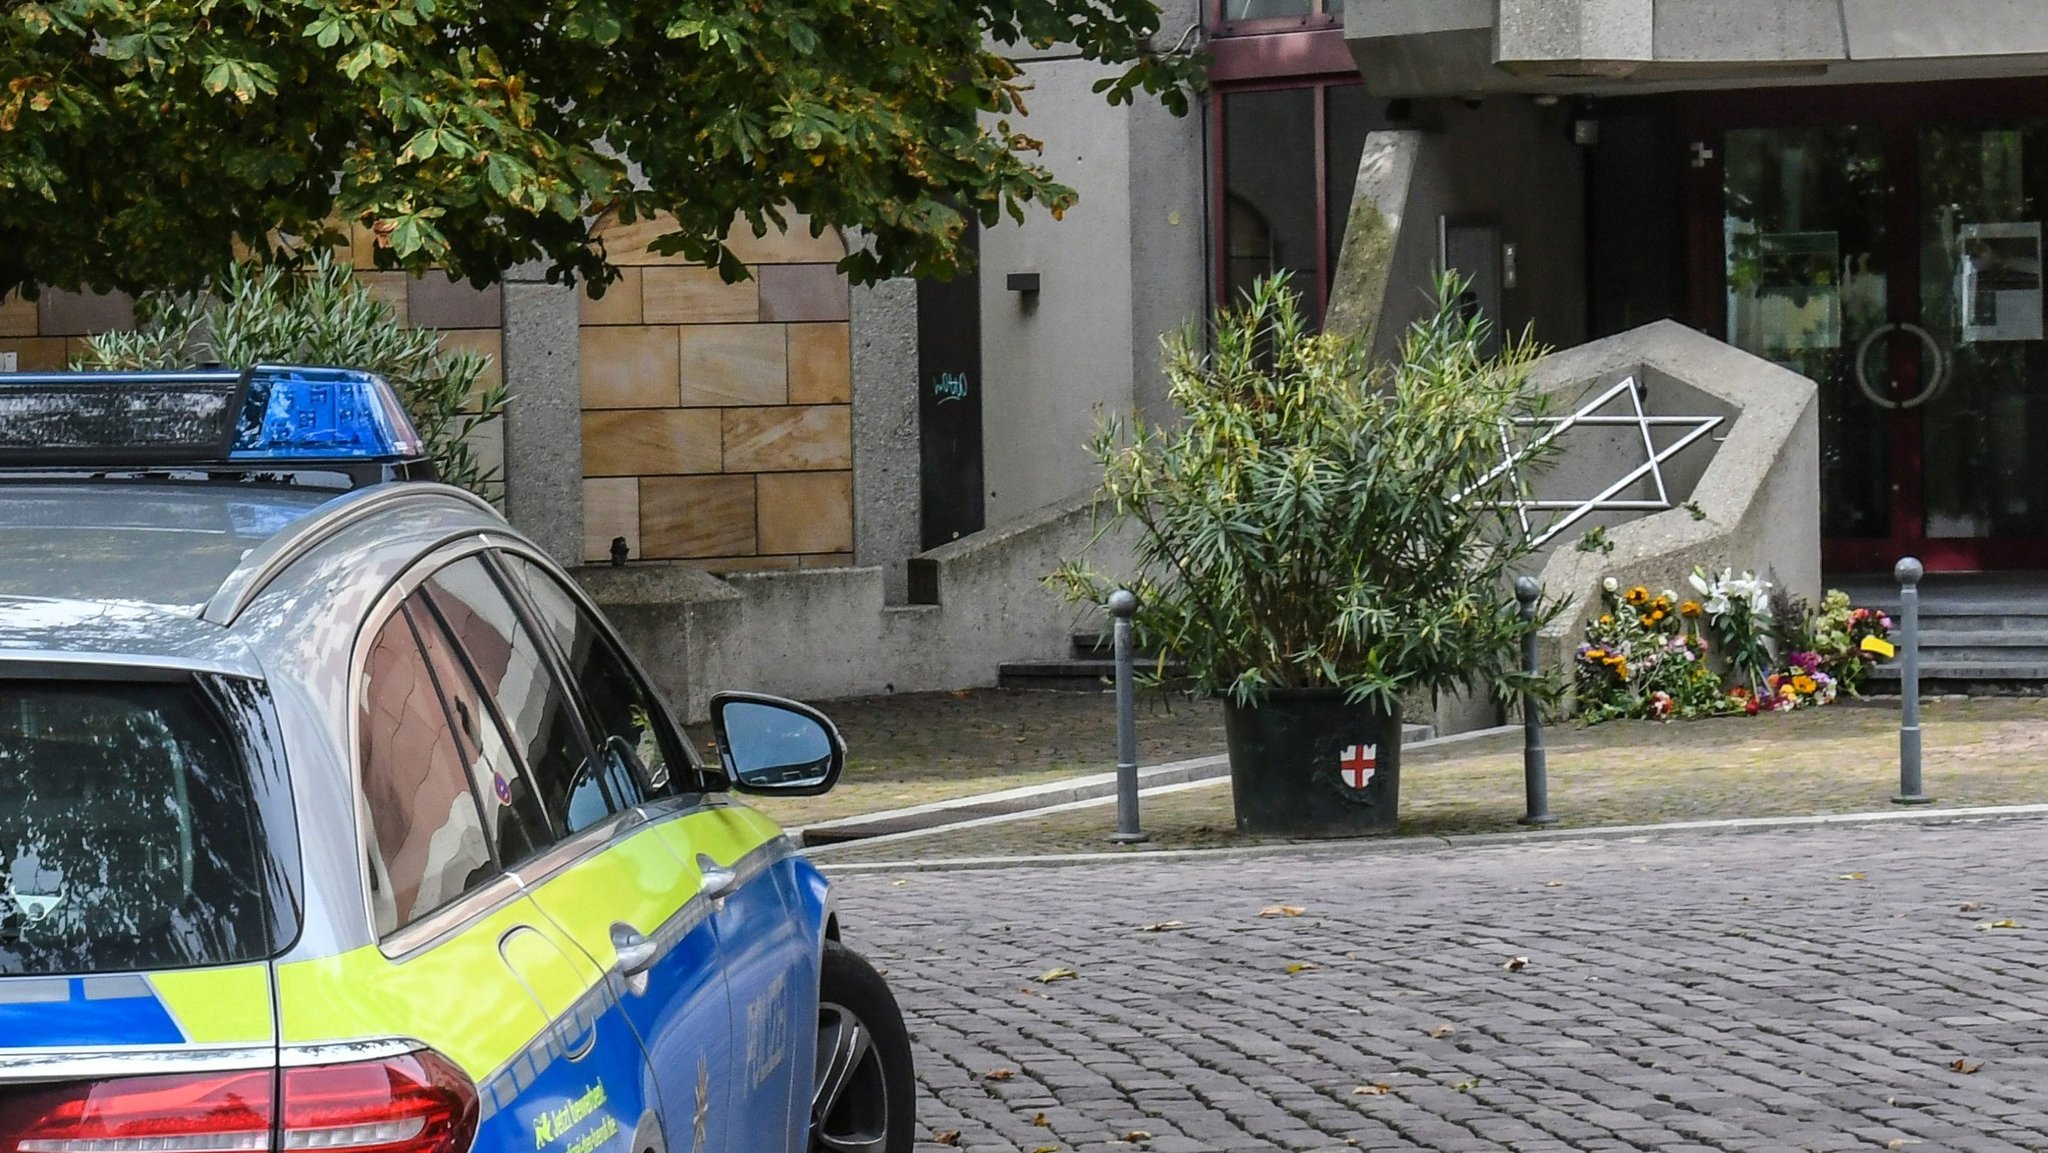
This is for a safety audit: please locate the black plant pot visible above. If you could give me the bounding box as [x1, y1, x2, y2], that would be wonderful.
[1223, 689, 1402, 837]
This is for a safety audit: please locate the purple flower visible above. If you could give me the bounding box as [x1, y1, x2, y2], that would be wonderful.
[1789, 650, 1822, 674]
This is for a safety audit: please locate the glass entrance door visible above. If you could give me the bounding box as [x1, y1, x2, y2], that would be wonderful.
[1918, 125, 2048, 552]
[1723, 126, 1896, 547]
[1710, 93, 2048, 570]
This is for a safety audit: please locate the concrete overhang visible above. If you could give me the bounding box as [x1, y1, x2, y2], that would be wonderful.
[1347, 0, 2048, 98]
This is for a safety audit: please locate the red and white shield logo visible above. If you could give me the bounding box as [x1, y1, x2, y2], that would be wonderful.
[1339, 744, 1377, 790]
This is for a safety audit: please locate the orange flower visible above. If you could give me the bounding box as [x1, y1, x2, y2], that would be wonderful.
[1792, 674, 1817, 695]
[1680, 600, 1702, 617]
[1624, 586, 1650, 606]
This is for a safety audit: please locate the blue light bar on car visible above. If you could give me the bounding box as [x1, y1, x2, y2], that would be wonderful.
[230, 366, 424, 461]
[0, 364, 425, 470]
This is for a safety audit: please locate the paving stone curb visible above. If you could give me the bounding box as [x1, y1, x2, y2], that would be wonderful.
[796, 722, 1505, 851]
[811, 803, 2048, 874]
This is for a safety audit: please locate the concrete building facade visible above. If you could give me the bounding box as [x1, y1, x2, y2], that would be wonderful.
[15, 1, 2048, 707]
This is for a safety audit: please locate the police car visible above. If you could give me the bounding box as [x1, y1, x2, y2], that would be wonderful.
[0, 367, 913, 1153]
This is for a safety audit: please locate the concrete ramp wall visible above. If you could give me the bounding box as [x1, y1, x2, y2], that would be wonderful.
[575, 490, 1133, 720]
[1522, 321, 1822, 668]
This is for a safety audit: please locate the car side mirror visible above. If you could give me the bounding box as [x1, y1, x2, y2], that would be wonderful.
[709, 691, 844, 797]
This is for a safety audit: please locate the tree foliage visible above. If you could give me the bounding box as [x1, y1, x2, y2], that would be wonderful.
[1052, 275, 1565, 710]
[0, 0, 1199, 299]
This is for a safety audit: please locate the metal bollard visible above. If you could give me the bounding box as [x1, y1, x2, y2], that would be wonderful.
[1514, 576, 1556, 826]
[1893, 557, 1932, 805]
[1108, 589, 1150, 844]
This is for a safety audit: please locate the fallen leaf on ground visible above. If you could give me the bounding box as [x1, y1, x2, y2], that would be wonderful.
[1034, 967, 1078, 983]
[1888, 1140, 1921, 1148]
[1030, 1113, 1048, 1127]
[1352, 1084, 1393, 1096]
[1031, 1146, 1057, 1153]
[1544, 880, 1565, 888]
[983, 1068, 1015, 1081]
[1977, 919, 2022, 930]
[1503, 956, 1529, 972]
[1838, 872, 1866, 881]
[1118, 1132, 1152, 1144]
[1427, 1024, 1455, 1039]
[931, 1131, 961, 1147]
[1259, 904, 1306, 918]
[1961, 902, 1986, 912]
[1016, 987, 1038, 997]
[890, 880, 909, 887]
[1136, 920, 1186, 933]
[1285, 962, 1317, 974]
[1951, 1059, 1984, 1074]
[1453, 1077, 1482, 1092]
[950, 689, 972, 699]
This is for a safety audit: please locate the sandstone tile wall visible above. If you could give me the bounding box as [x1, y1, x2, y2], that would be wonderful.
[579, 211, 855, 572]
[0, 224, 506, 502]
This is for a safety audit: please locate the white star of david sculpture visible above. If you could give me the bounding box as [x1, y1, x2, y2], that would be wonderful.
[1461, 375, 1724, 548]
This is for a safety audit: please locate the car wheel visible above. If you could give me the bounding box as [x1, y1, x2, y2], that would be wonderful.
[812, 939, 914, 1153]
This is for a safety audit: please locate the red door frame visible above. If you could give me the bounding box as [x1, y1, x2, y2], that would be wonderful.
[1672, 77, 2048, 573]
[1208, 73, 1370, 321]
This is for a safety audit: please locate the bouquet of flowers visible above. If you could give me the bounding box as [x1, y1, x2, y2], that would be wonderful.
[1576, 579, 1741, 722]
[1763, 651, 1839, 711]
[1574, 572, 1888, 725]
[1798, 590, 1895, 695]
[1689, 566, 1774, 692]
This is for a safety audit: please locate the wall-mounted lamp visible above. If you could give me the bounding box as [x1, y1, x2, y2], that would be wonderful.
[1006, 272, 1041, 294]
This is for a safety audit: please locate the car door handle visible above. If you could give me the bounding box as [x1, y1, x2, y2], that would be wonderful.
[697, 853, 741, 902]
[612, 924, 659, 978]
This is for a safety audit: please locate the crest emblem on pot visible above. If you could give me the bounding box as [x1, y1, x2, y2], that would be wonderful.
[1338, 744, 1377, 790]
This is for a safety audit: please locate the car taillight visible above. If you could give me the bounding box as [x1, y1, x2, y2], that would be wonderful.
[280, 1053, 476, 1153]
[2, 1053, 477, 1153]
[1, 1069, 273, 1153]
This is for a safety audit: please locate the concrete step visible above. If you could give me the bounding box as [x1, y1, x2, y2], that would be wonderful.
[1918, 628, 2048, 645]
[1868, 661, 2048, 682]
[1913, 632, 2048, 661]
[998, 657, 1191, 691]
[1892, 611, 2048, 632]
[1067, 631, 1173, 660]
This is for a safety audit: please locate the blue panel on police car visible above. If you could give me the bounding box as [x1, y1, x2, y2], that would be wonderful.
[230, 367, 424, 461]
[0, 977, 187, 1048]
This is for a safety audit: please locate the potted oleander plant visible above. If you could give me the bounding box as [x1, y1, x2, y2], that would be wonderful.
[1053, 273, 1561, 836]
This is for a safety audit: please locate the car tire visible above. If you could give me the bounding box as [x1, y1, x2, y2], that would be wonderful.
[811, 939, 914, 1153]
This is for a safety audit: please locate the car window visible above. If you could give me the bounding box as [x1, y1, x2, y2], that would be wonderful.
[405, 600, 552, 867]
[357, 606, 495, 935]
[0, 680, 273, 974]
[417, 556, 639, 839]
[498, 553, 691, 796]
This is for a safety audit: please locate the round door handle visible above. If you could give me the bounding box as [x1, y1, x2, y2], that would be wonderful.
[1854, 322, 1948, 410]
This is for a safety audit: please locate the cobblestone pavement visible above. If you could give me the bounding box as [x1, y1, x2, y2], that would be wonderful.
[833, 817, 2048, 1153]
